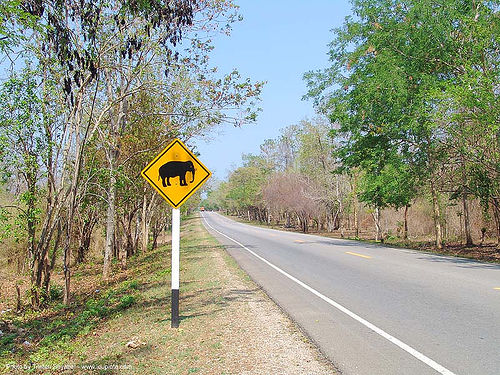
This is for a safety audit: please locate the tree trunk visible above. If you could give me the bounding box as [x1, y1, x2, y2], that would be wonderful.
[333, 209, 341, 230]
[120, 239, 128, 269]
[43, 221, 61, 296]
[373, 207, 381, 241]
[120, 211, 136, 269]
[403, 205, 409, 240]
[63, 95, 85, 306]
[462, 192, 473, 246]
[104, 172, 116, 280]
[353, 200, 359, 237]
[300, 215, 308, 233]
[25, 173, 41, 308]
[63, 217, 72, 305]
[133, 213, 141, 254]
[141, 192, 149, 252]
[16, 286, 22, 312]
[492, 198, 500, 249]
[151, 217, 167, 251]
[77, 216, 96, 264]
[431, 181, 443, 249]
[152, 233, 159, 250]
[103, 63, 128, 279]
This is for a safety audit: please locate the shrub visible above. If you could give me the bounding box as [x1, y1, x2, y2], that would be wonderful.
[119, 279, 140, 292]
[118, 295, 136, 309]
[49, 285, 63, 301]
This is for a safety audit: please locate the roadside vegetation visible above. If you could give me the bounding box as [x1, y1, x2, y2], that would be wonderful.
[203, 0, 500, 261]
[0, 0, 263, 313]
[0, 215, 335, 374]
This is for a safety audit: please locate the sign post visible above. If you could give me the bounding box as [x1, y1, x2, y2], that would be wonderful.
[141, 139, 211, 328]
[171, 208, 180, 328]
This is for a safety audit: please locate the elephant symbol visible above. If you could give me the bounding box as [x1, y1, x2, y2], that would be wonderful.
[158, 160, 195, 187]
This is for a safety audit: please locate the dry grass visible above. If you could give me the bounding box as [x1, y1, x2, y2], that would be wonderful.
[1, 215, 336, 374]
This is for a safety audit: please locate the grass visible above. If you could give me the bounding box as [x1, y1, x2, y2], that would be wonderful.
[0, 277, 142, 373]
[0, 215, 250, 374]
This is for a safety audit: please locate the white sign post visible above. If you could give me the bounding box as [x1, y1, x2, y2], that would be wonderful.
[171, 208, 180, 328]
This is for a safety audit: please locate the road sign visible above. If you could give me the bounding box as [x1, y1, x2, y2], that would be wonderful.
[141, 138, 211, 328]
[141, 138, 211, 208]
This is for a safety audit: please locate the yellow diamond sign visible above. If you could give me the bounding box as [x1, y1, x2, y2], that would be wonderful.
[141, 139, 211, 208]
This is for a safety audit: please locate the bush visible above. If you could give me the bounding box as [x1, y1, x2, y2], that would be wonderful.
[49, 285, 63, 301]
[118, 295, 136, 309]
[85, 298, 109, 318]
[119, 279, 140, 292]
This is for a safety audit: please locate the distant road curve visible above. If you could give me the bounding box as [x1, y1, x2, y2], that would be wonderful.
[201, 211, 500, 375]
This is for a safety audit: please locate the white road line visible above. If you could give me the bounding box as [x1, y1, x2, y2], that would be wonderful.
[202, 214, 457, 375]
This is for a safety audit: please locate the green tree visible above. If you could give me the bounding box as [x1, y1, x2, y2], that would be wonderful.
[224, 154, 273, 221]
[305, 0, 500, 247]
[0, 0, 41, 53]
[0, 66, 52, 307]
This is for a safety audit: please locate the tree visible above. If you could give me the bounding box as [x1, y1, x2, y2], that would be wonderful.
[304, 0, 500, 248]
[0, 0, 263, 306]
[433, 2, 500, 246]
[357, 155, 417, 241]
[0, 0, 41, 55]
[224, 155, 271, 221]
[296, 118, 349, 232]
[260, 125, 301, 172]
[263, 172, 319, 233]
[0, 65, 60, 308]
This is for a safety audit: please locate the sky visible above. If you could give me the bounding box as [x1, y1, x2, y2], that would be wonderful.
[194, 0, 353, 180]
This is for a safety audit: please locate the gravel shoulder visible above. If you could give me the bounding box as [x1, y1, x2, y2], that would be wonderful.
[207, 221, 337, 375]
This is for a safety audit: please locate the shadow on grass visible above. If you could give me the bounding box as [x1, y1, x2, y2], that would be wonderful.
[181, 244, 222, 255]
[223, 288, 263, 303]
[154, 286, 263, 325]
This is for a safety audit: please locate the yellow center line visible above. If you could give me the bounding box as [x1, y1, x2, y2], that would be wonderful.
[494, 287, 500, 291]
[294, 240, 305, 243]
[345, 251, 372, 259]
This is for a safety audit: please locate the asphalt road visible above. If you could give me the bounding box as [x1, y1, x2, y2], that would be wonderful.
[201, 211, 500, 375]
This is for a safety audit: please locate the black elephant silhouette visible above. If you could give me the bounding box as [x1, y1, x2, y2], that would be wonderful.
[158, 160, 195, 187]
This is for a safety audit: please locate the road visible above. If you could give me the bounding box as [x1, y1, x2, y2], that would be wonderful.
[201, 211, 500, 375]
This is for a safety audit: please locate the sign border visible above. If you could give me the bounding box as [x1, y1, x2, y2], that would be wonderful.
[141, 139, 211, 208]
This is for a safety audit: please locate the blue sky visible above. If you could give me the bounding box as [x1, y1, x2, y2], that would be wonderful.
[194, 0, 352, 180]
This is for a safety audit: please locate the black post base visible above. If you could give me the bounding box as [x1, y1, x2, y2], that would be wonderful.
[171, 289, 179, 328]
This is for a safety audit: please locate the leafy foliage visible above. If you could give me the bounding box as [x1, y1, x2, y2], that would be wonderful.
[304, 0, 500, 245]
